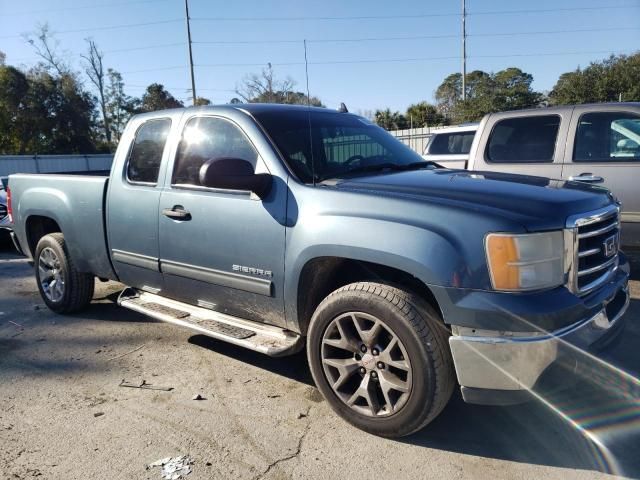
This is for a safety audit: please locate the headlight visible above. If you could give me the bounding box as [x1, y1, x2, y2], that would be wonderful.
[485, 231, 564, 291]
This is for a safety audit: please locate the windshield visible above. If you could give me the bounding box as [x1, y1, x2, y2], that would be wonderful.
[253, 109, 432, 183]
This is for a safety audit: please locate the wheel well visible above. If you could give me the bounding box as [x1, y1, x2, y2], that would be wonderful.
[296, 257, 442, 335]
[26, 216, 61, 256]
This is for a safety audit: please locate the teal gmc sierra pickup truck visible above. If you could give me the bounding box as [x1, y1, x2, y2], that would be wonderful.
[7, 104, 630, 437]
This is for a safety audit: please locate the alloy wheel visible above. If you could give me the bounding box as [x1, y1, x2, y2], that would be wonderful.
[38, 247, 65, 302]
[321, 312, 413, 417]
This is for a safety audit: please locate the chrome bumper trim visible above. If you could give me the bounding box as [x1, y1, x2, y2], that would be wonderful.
[449, 286, 630, 391]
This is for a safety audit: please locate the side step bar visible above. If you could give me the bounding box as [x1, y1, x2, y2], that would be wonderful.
[118, 288, 303, 357]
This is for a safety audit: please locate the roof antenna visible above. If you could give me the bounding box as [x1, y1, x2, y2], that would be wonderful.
[304, 39, 316, 186]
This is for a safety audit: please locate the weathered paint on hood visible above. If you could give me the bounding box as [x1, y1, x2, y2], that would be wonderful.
[334, 169, 615, 231]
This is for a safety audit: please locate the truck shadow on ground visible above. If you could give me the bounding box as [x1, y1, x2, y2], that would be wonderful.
[189, 334, 314, 386]
[627, 248, 640, 281]
[189, 298, 640, 478]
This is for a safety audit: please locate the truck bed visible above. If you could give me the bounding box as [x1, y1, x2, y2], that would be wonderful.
[8, 173, 116, 279]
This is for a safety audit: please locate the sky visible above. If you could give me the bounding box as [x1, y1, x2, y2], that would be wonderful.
[1, 0, 639, 114]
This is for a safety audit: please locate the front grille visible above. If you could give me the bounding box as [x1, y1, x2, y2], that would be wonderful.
[0, 203, 6, 221]
[572, 207, 620, 294]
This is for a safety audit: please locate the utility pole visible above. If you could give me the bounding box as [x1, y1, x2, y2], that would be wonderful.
[185, 0, 197, 106]
[461, 0, 467, 102]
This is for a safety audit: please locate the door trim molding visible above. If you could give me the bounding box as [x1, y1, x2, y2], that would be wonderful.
[160, 259, 273, 297]
[112, 249, 160, 271]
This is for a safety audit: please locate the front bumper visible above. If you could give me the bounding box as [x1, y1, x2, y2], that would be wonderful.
[446, 256, 630, 404]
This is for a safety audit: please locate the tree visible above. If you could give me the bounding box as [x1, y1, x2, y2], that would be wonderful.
[549, 53, 640, 105]
[0, 51, 5, 66]
[493, 68, 542, 111]
[194, 96, 211, 106]
[435, 67, 542, 123]
[105, 69, 135, 143]
[138, 83, 184, 112]
[20, 25, 99, 153]
[0, 66, 30, 153]
[374, 109, 408, 130]
[34, 69, 97, 153]
[405, 102, 445, 127]
[434, 73, 462, 120]
[0, 62, 98, 155]
[236, 63, 323, 106]
[25, 23, 69, 76]
[82, 39, 110, 143]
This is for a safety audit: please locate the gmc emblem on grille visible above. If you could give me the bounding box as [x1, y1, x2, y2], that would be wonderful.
[603, 234, 618, 258]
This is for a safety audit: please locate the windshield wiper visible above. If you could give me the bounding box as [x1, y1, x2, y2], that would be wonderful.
[347, 162, 406, 175]
[400, 161, 442, 170]
[318, 161, 440, 184]
[318, 163, 403, 183]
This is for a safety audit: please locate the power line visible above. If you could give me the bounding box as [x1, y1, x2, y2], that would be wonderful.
[184, 0, 197, 105]
[470, 4, 640, 16]
[126, 84, 235, 92]
[191, 26, 639, 45]
[104, 42, 186, 54]
[0, 19, 183, 40]
[121, 65, 187, 74]
[8, 42, 187, 62]
[193, 49, 633, 69]
[120, 48, 634, 73]
[9, 25, 638, 62]
[0, 0, 173, 17]
[462, 0, 467, 102]
[191, 4, 638, 22]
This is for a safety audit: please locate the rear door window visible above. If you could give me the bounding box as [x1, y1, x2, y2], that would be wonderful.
[486, 115, 560, 163]
[126, 119, 172, 184]
[573, 112, 640, 162]
[429, 131, 475, 155]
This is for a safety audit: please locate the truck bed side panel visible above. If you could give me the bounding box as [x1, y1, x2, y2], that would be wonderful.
[9, 174, 116, 279]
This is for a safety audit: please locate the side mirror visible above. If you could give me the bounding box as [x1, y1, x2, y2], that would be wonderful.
[198, 158, 272, 199]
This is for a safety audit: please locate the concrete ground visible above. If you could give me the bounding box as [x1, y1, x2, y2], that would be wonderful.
[1, 239, 639, 480]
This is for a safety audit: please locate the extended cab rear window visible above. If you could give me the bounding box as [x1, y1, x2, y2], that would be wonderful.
[486, 115, 560, 163]
[126, 118, 172, 184]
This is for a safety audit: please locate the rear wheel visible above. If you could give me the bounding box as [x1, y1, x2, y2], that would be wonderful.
[307, 282, 455, 438]
[34, 233, 94, 313]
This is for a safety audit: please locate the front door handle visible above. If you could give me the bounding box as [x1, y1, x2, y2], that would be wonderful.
[162, 206, 191, 221]
[569, 172, 604, 184]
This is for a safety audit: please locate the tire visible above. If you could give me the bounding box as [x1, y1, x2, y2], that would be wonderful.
[307, 282, 455, 438]
[34, 233, 95, 314]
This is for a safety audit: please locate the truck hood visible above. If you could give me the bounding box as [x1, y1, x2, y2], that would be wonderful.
[333, 169, 616, 231]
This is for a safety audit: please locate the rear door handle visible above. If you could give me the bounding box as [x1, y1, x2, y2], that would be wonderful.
[162, 206, 191, 221]
[569, 172, 604, 184]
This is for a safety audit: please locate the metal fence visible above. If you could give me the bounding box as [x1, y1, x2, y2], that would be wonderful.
[0, 154, 114, 177]
[388, 126, 451, 155]
[0, 130, 439, 178]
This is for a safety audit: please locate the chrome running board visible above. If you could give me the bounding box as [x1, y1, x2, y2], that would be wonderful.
[118, 288, 303, 357]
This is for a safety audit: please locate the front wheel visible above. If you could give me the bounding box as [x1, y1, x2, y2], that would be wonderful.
[307, 282, 455, 438]
[34, 233, 95, 314]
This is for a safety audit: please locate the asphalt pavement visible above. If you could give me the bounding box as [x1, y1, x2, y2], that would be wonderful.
[1, 241, 639, 480]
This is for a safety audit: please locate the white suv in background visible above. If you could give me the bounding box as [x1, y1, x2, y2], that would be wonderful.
[422, 124, 478, 169]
